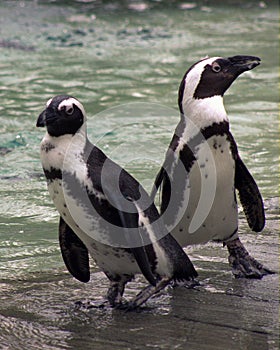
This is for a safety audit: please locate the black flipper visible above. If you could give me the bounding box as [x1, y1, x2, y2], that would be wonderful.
[151, 165, 172, 215]
[151, 166, 165, 200]
[106, 191, 157, 287]
[234, 156, 265, 232]
[130, 247, 157, 286]
[59, 216, 90, 283]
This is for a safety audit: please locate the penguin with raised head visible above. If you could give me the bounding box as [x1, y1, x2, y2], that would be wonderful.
[36, 95, 197, 309]
[152, 55, 274, 278]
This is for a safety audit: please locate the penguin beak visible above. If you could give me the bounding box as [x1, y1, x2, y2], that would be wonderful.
[36, 110, 46, 127]
[227, 55, 261, 75]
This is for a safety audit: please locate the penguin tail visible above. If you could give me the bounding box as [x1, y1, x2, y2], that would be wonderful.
[161, 234, 198, 284]
[172, 251, 198, 285]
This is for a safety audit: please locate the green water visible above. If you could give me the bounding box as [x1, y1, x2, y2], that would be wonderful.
[0, 1, 279, 349]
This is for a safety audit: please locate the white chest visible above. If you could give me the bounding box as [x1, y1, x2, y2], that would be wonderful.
[168, 134, 238, 245]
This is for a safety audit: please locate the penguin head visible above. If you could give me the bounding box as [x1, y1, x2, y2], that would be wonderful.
[178, 55, 261, 115]
[36, 95, 86, 137]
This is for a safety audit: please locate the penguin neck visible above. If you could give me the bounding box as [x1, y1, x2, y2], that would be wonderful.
[182, 95, 228, 127]
[68, 123, 88, 151]
[41, 123, 88, 172]
[180, 95, 228, 141]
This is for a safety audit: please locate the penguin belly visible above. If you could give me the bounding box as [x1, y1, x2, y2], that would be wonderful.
[169, 135, 238, 246]
[48, 179, 141, 277]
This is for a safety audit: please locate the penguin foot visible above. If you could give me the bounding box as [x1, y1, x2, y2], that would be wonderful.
[114, 301, 138, 311]
[107, 278, 129, 307]
[171, 278, 200, 288]
[115, 277, 171, 311]
[226, 238, 275, 279]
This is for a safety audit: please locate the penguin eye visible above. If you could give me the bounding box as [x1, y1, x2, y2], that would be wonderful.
[212, 62, 221, 73]
[65, 105, 74, 115]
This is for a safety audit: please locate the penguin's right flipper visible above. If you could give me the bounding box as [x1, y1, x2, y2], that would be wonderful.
[234, 156, 265, 232]
[151, 166, 171, 214]
[59, 216, 90, 283]
[151, 166, 165, 200]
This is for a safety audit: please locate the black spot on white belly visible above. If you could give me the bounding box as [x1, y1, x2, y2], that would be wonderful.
[43, 167, 62, 181]
[91, 242, 97, 250]
[213, 140, 218, 149]
[41, 142, 55, 153]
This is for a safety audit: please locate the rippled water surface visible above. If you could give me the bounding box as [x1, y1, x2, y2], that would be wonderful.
[0, 1, 279, 349]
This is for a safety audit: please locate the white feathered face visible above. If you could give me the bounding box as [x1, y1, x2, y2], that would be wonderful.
[36, 95, 86, 137]
[178, 55, 261, 114]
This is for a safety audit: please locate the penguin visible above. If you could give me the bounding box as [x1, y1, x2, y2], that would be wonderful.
[36, 95, 197, 310]
[152, 55, 274, 279]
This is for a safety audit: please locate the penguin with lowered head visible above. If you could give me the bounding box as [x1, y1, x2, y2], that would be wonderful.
[36, 95, 198, 310]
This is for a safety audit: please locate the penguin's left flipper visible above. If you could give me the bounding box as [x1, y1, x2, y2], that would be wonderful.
[230, 156, 275, 278]
[59, 216, 90, 283]
[234, 155, 265, 232]
[102, 189, 157, 288]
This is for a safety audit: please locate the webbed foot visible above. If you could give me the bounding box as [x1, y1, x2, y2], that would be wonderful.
[226, 238, 275, 279]
[171, 278, 200, 288]
[114, 277, 171, 311]
[114, 301, 138, 311]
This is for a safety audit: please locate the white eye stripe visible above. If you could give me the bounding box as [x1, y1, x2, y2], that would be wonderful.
[192, 57, 221, 75]
[182, 57, 221, 101]
[58, 98, 86, 118]
[46, 98, 53, 107]
[58, 99, 75, 111]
